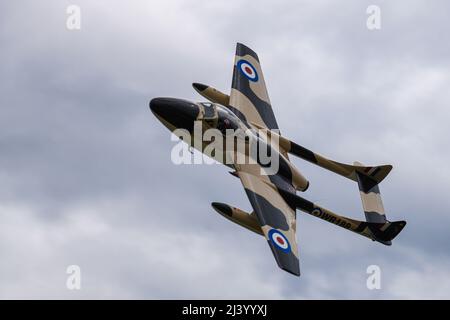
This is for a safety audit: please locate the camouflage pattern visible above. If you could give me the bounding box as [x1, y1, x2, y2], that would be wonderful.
[149, 43, 406, 277]
[229, 43, 279, 130]
[284, 139, 393, 185]
[232, 156, 301, 276]
[353, 161, 388, 224]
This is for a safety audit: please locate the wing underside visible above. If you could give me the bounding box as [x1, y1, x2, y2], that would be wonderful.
[235, 163, 300, 276]
[228, 43, 299, 276]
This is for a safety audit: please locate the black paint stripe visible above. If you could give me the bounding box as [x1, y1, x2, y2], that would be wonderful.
[276, 188, 315, 213]
[289, 142, 318, 164]
[244, 188, 289, 231]
[268, 174, 297, 211]
[364, 211, 386, 223]
[355, 171, 379, 193]
[236, 43, 259, 62]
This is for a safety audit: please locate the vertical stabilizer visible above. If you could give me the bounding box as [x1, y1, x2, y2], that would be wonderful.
[354, 161, 387, 224]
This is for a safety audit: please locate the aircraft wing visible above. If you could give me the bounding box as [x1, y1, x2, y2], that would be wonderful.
[233, 163, 300, 276]
[229, 43, 280, 131]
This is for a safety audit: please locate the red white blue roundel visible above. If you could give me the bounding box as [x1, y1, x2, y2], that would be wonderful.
[237, 59, 259, 82]
[268, 229, 291, 252]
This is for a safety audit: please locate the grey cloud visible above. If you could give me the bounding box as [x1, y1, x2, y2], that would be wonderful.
[0, 0, 449, 299]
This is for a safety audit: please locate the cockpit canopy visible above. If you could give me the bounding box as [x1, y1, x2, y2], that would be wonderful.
[199, 102, 241, 134]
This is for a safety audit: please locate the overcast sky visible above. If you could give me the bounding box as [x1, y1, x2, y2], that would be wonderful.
[1, 0, 449, 299]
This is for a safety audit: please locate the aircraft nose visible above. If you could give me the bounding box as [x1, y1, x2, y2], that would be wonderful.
[149, 98, 200, 132]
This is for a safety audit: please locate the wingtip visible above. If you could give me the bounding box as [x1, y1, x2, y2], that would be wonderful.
[267, 240, 301, 277]
[236, 42, 252, 50]
[283, 267, 301, 277]
[235, 43, 259, 61]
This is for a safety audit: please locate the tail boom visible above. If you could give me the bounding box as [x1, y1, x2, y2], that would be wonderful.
[288, 140, 392, 186]
[254, 129, 392, 186]
[276, 187, 406, 245]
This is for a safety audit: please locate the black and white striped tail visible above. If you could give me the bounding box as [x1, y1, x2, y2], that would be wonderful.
[354, 161, 387, 224]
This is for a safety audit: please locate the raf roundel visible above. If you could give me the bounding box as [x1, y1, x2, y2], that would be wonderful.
[268, 229, 291, 253]
[237, 59, 259, 82]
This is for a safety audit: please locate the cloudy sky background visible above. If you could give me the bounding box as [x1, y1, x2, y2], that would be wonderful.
[1, 0, 449, 299]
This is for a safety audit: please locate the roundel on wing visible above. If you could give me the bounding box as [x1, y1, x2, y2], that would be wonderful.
[268, 229, 291, 253]
[237, 59, 259, 82]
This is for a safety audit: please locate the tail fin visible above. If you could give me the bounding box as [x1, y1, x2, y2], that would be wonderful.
[354, 161, 387, 224]
[353, 161, 406, 244]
